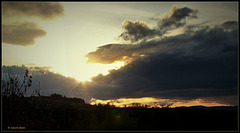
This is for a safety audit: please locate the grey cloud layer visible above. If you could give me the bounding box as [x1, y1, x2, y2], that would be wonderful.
[117, 20, 160, 43]
[86, 21, 238, 104]
[86, 21, 237, 65]
[158, 6, 198, 33]
[86, 6, 200, 63]
[2, 2, 64, 19]
[168, 6, 198, 21]
[60, 5, 238, 105]
[116, 6, 198, 43]
[219, 21, 238, 30]
[2, 2, 64, 46]
[3, 22, 47, 46]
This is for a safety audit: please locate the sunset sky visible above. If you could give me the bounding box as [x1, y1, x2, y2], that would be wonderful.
[2, 2, 238, 107]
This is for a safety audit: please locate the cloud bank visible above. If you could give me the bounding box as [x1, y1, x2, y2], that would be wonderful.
[84, 5, 238, 105]
[2, 64, 237, 106]
[116, 6, 198, 44]
[2, 2, 64, 46]
[117, 20, 160, 43]
[219, 21, 238, 31]
[3, 22, 47, 46]
[87, 23, 237, 102]
[2, 2, 64, 19]
[157, 6, 198, 33]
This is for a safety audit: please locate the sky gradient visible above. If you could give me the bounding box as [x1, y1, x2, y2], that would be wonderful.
[2, 2, 239, 107]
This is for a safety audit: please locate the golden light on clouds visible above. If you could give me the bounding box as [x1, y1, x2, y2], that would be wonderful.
[173, 99, 232, 107]
[62, 58, 125, 81]
[90, 97, 231, 108]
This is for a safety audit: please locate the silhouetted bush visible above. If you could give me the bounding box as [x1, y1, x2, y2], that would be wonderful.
[2, 69, 54, 130]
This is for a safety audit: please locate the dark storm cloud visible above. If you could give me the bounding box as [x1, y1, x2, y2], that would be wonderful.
[158, 6, 198, 33]
[219, 21, 238, 30]
[158, 19, 185, 30]
[117, 6, 198, 43]
[184, 21, 210, 33]
[85, 5, 237, 105]
[117, 20, 161, 43]
[85, 24, 237, 65]
[2, 22, 47, 46]
[169, 6, 198, 21]
[89, 26, 238, 103]
[203, 96, 238, 106]
[2, 2, 64, 19]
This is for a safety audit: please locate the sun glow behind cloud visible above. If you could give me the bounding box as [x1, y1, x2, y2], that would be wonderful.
[63, 59, 126, 81]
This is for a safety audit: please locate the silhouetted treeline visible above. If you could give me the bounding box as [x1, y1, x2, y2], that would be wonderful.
[2, 94, 238, 131]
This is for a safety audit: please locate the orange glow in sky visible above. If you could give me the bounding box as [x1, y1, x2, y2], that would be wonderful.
[90, 97, 231, 108]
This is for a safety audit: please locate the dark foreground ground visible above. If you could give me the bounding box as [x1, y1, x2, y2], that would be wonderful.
[2, 95, 238, 131]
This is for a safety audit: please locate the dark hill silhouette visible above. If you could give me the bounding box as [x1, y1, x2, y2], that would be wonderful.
[2, 69, 238, 131]
[176, 105, 238, 111]
[2, 94, 238, 131]
[24, 94, 85, 107]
